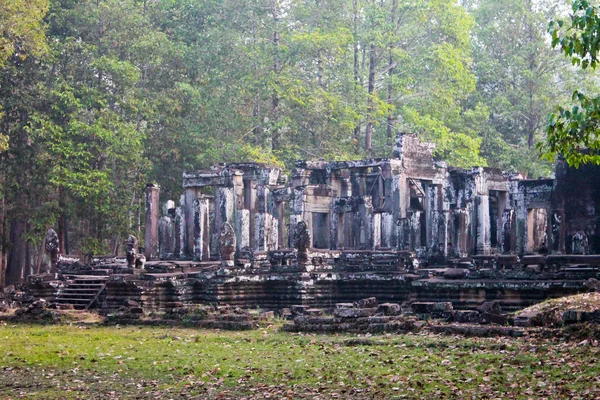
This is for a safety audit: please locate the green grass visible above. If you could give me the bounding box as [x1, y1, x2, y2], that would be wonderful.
[1, 322, 599, 399]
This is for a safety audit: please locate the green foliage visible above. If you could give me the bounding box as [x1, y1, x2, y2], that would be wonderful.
[0, 0, 48, 67]
[0, 0, 589, 263]
[546, 0, 600, 166]
[466, 0, 569, 177]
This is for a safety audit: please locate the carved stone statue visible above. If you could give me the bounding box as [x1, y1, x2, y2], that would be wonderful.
[44, 229, 60, 273]
[126, 235, 138, 268]
[125, 235, 146, 269]
[219, 222, 237, 266]
[293, 221, 311, 265]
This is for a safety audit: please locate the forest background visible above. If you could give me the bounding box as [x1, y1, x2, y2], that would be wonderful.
[0, 0, 597, 285]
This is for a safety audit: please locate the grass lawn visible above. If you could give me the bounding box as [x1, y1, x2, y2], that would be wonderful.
[1, 321, 599, 399]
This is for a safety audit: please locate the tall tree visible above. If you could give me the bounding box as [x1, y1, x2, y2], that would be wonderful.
[466, 0, 574, 176]
[545, 0, 600, 166]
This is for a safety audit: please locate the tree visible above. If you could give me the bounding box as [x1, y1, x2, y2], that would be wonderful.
[0, 0, 49, 152]
[464, 0, 572, 177]
[545, 0, 600, 167]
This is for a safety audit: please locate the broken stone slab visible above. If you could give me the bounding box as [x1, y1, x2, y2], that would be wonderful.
[354, 297, 378, 308]
[452, 310, 480, 323]
[411, 302, 453, 313]
[377, 303, 401, 316]
[584, 278, 600, 292]
[443, 268, 470, 279]
[562, 309, 600, 324]
[259, 311, 275, 320]
[293, 316, 336, 326]
[513, 312, 535, 327]
[367, 320, 421, 334]
[216, 314, 253, 322]
[290, 305, 309, 315]
[334, 307, 378, 319]
[124, 299, 140, 307]
[335, 303, 355, 309]
[477, 300, 502, 314]
[305, 308, 323, 316]
[525, 265, 541, 274]
[479, 312, 508, 325]
[521, 255, 547, 265]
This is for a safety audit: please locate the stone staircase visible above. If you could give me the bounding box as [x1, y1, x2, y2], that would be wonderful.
[54, 276, 108, 310]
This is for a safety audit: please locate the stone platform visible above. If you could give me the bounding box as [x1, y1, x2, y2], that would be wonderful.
[27, 251, 600, 314]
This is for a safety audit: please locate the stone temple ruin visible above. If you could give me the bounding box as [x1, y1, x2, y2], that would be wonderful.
[27, 133, 600, 320]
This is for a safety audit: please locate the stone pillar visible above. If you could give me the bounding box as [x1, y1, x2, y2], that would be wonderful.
[236, 209, 250, 251]
[381, 213, 394, 248]
[456, 209, 469, 257]
[254, 185, 270, 251]
[373, 212, 382, 248]
[144, 183, 160, 260]
[551, 209, 565, 254]
[174, 196, 185, 258]
[358, 196, 374, 249]
[185, 187, 200, 258]
[216, 187, 235, 232]
[476, 194, 491, 255]
[509, 179, 527, 256]
[275, 201, 287, 249]
[193, 197, 211, 260]
[473, 169, 491, 255]
[501, 210, 513, 253]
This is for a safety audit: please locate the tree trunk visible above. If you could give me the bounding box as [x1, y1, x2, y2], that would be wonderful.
[271, 0, 281, 152]
[386, 49, 394, 147]
[0, 192, 6, 288]
[386, 0, 397, 147]
[35, 237, 46, 275]
[352, 0, 360, 146]
[58, 213, 69, 255]
[6, 219, 26, 285]
[365, 43, 376, 158]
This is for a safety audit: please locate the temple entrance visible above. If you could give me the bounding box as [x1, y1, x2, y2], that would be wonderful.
[527, 208, 548, 253]
[312, 212, 330, 249]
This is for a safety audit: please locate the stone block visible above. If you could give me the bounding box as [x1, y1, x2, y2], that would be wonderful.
[334, 307, 378, 319]
[562, 310, 585, 324]
[355, 297, 378, 308]
[411, 302, 453, 313]
[477, 300, 502, 314]
[432, 302, 453, 312]
[443, 268, 469, 279]
[562, 309, 600, 324]
[411, 302, 436, 313]
[260, 311, 275, 320]
[479, 312, 508, 325]
[525, 265, 541, 274]
[377, 303, 401, 316]
[335, 303, 355, 309]
[305, 308, 323, 316]
[290, 305, 309, 315]
[124, 299, 140, 307]
[453, 310, 480, 323]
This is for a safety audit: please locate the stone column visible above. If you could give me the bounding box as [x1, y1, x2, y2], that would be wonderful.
[216, 187, 235, 232]
[193, 197, 211, 260]
[185, 187, 200, 258]
[476, 194, 491, 255]
[144, 183, 160, 260]
[236, 209, 250, 251]
[473, 169, 491, 255]
[373, 212, 382, 248]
